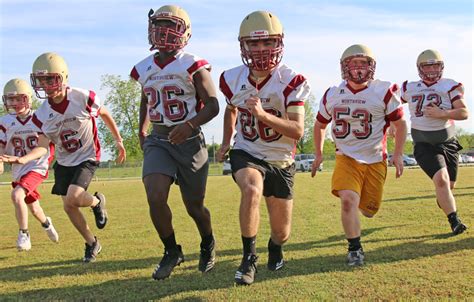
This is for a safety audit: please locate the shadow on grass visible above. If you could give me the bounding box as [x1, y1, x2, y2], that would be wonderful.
[384, 192, 473, 202]
[0, 226, 472, 300]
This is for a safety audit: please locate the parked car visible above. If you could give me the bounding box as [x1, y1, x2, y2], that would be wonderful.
[222, 159, 232, 175]
[387, 154, 417, 166]
[460, 154, 474, 163]
[295, 154, 322, 172]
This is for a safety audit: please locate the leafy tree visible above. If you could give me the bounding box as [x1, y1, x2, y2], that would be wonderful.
[296, 94, 317, 154]
[98, 74, 143, 161]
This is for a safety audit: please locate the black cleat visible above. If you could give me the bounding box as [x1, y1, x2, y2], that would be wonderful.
[92, 192, 108, 229]
[83, 237, 102, 263]
[347, 248, 364, 266]
[267, 247, 284, 271]
[235, 253, 258, 285]
[199, 240, 216, 273]
[450, 217, 468, 235]
[152, 245, 184, 280]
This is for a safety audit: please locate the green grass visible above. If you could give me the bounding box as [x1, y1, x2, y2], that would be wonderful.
[0, 167, 473, 300]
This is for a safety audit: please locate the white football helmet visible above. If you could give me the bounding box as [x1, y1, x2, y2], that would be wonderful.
[417, 49, 444, 82]
[340, 44, 376, 84]
[3, 78, 33, 114]
[31, 52, 69, 99]
[148, 5, 192, 51]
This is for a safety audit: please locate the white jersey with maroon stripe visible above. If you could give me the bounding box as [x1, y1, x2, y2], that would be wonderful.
[0, 113, 53, 180]
[401, 78, 463, 131]
[220, 64, 310, 162]
[130, 51, 210, 126]
[32, 87, 101, 167]
[317, 80, 404, 164]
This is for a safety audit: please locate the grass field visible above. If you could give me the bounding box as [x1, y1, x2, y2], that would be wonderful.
[0, 167, 473, 300]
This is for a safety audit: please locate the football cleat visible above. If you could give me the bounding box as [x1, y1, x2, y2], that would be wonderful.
[92, 192, 108, 229]
[347, 248, 365, 266]
[83, 237, 102, 263]
[235, 253, 258, 285]
[17, 231, 31, 251]
[450, 217, 467, 235]
[198, 240, 216, 273]
[152, 245, 184, 280]
[44, 217, 59, 243]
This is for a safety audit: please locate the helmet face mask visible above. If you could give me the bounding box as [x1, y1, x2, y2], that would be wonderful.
[3, 78, 32, 115]
[31, 52, 69, 99]
[340, 44, 376, 84]
[417, 49, 444, 82]
[239, 11, 284, 72]
[148, 6, 191, 51]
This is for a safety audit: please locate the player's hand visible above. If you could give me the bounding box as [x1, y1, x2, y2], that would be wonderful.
[169, 122, 193, 145]
[139, 134, 147, 151]
[245, 95, 266, 119]
[424, 103, 447, 119]
[116, 141, 126, 164]
[391, 153, 404, 178]
[216, 144, 230, 162]
[0, 154, 25, 164]
[311, 154, 324, 178]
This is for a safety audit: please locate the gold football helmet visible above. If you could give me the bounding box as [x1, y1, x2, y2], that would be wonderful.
[148, 5, 192, 51]
[417, 49, 444, 82]
[3, 78, 33, 114]
[31, 52, 69, 99]
[239, 11, 284, 71]
[340, 44, 376, 84]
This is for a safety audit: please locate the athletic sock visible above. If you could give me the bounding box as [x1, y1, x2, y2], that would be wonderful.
[242, 235, 257, 255]
[161, 233, 177, 251]
[347, 237, 362, 252]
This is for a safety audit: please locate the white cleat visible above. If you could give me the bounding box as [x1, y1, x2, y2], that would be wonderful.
[44, 217, 59, 243]
[17, 231, 31, 251]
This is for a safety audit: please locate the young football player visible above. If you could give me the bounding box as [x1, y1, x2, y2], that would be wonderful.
[2, 52, 126, 262]
[311, 44, 407, 266]
[130, 5, 219, 280]
[401, 49, 468, 235]
[1, 78, 58, 251]
[216, 11, 310, 285]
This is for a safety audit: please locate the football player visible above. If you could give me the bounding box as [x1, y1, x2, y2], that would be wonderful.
[0, 78, 59, 251]
[130, 5, 219, 280]
[2, 53, 126, 262]
[401, 49, 468, 235]
[311, 44, 407, 266]
[216, 11, 310, 285]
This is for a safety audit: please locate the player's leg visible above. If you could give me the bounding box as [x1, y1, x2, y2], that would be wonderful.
[177, 133, 215, 273]
[10, 185, 30, 251]
[230, 149, 265, 285]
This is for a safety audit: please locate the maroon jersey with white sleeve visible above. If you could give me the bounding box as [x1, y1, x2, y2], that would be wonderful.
[317, 80, 404, 164]
[401, 78, 463, 131]
[220, 64, 310, 163]
[32, 87, 101, 166]
[0, 113, 53, 180]
[130, 51, 210, 126]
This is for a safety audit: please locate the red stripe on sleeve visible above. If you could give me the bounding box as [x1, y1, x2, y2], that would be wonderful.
[283, 74, 306, 100]
[322, 88, 331, 117]
[219, 72, 233, 101]
[450, 95, 462, 104]
[187, 60, 209, 75]
[130, 67, 139, 81]
[86, 90, 96, 113]
[0, 140, 6, 145]
[448, 83, 463, 95]
[32, 114, 43, 130]
[386, 107, 404, 122]
[402, 80, 408, 93]
[316, 112, 331, 124]
[383, 83, 399, 105]
[0, 125, 6, 133]
[287, 101, 305, 107]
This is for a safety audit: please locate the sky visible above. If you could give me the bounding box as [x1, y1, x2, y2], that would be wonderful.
[1, 0, 473, 153]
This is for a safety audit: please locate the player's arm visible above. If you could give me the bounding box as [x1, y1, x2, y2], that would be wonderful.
[138, 90, 150, 148]
[391, 117, 408, 178]
[311, 119, 328, 177]
[216, 104, 237, 162]
[99, 106, 126, 163]
[168, 68, 219, 144]
[1, 134, 49, 165]
[424, 98, 468, 120]
[0, 145, 4, 174]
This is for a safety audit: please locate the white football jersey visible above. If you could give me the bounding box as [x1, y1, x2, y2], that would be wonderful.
[401, 78, 463, 131]
[130, 51, 211, 126]
[220, 64, 310, 162]
[317, 80, 404, 164]
[0, 113, 53, 180]
[32, 87, 102, 166]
